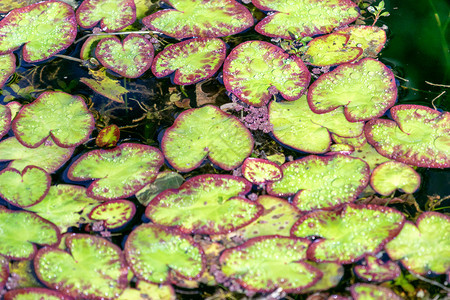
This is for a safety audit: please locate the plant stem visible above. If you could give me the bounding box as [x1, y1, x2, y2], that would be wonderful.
[428, 0, 450, 83]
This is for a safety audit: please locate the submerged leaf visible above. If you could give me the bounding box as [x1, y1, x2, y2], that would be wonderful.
[81, 68, 129, 103]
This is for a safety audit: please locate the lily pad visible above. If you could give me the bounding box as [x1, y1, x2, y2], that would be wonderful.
[0, 1, 41, 14]
[96, 34, 154, 78]
[124, 223, 205, 284]
[0, 256, 8, 290]
[4, 288, 74, 300]
[350, 283, 402, 300]
[291, 204, 405, 263]
[0, 53, 15, 88]
[223, 41, 310, 107]
[96, 124, 120, 147]
[370, 161, 421, 196]
[12, 91, 95, 148]
[142, 0, 254, 39]
[0, 104, 12, 139]
[269, 96, 364, 153]
[241, 158, 283, 185]
[35, 234, 128, 299]
[220, 236, 322, 292]
[161, 105, 253, 172]
[301, 262, 344, 293]
[76, 0, 136, 32]
[0, 166, 51, 208]
[80, 68, 129, 103]
[0, 206, 60, 260]
[385, 212, 450, 275]
[308, 58, 397, 122]
[335, 25, 387, 58]
[152, 38, 226, 85]
[89, 199, 136, 229]
[0, 137, 74, 173]
[68, 143, 164, 200]
[267, 154, 370, 211]
[365, 104, 450, 168]
[80, 35, 114, 60]
[0, 1, 77, 63]
[354, 255, 401, 282]
[253, 0, 359, 39]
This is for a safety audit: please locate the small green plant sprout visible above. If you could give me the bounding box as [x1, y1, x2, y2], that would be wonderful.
[367, 0, 390, 26]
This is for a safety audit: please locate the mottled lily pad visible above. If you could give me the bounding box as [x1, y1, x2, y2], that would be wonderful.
[96, 124, 120, 147]
[385, 212, 450, 275]
[89, 200, 136, 229]
[142, 0, 253, 39]
[0, 1, 77, 63]
[308, 58, 397, 122]
[4, 288, 74, 300]
[253, 0, 359, 39]
[96, 34, 154, 78]
[223, 41, 310, 107]
[146, 174, 261, 234]
[267, 155, 370, 211]
[161, 105, 253, 172]
[0, 166, 50, 208]
[220, 236, 322, 292]
[0, 1, 41, 14]
[0, 206, 60, 260]
[354, 255, 401, 282]
[76, 0, 136, 32]
[269, 96, 364, 153]
[241, 158, 283, 185]
[125, 224, 205, 284]
[335, 25, 387, 58]
[0, 104, 11, 139]
[365, 105, 450, 168]
[35, 234, 127, 299]
[291, 204, 405, 263]
[12, 91, 95, 148]
[0, 53, 15, 88]
[68, 143, 164, 200]
[80, 35, 114, 60]
[370, 161, 421, 195]
[152, 38, 226, 85]
[350, 283, 402, 300]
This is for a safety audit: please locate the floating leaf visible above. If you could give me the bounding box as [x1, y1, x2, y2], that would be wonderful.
[135, 171, 184, 206]
[301, 262, 344, 293]
[0, 1, 77, 62]
[12, 91, 95, 148]
[76, 0, 136, 32]
[161, 105, 253, 172]
[0, 53, 15, 88]
[335, 25, 387, 58]
[89, 199, 136, 229]
[125, 224, 205, 284]
[35, 234, 127, 299]
[291, 204, 405, 263]
[0, 104, 11, 139]
[80, 68, 129, 103]
[267, 155, 369, 211]
[80, 34, 113, 60]
[354, 255, 401, 282]
[370, 161, 421, 195]
[223, 41, 310, 107]
[117, 281, 175, 300]
[96, 124, 120, 147]
[142, 0, 253, 39]
[152, 38, 226, 85]
[241, 158, 283, 185]
[4, 288, 74, 300]
[308, 58, 397, 122]
[220, 236, 322, 292]
[0, 1, 41, 14]
[96, 34, 154, 78]
[365, 105, 450, 168]
[253, 0, 359, 39]
[385, 212, 450, 275]
[350, 283, 402, 300]
[68, 143, 164, 200]
[350, 140, 391, 171]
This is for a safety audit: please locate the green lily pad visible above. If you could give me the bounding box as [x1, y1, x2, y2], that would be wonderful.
[241, 158, 283, 185]
[291, 204, 405, 263]
[0, 53, 15, 88]
[6, 101, 22, 119]
[135, 171, 184, 206]
[335, 25, 387, 58]
[124, 223, 205, 284]
[76, 0, 136, 32]
[89, 199, 136, 229]
[308, 58, 397, 122]
[223, 41, 310, 107]
[301, 262, 344, 293]
[96, 124, 120, 147]
[146, 174, 262, 234]
[253, 0, 359, 39]
[12, 91, 95, 148]
[365, 104, 450, 168]
[350, 283, 402, 300]
[220, 236, 322, 292]
[117, 281, 175, 300]
[350, 140, 392, 171]
[4, 288, 74, 300]
[0, 206, 60, 260]
[152, 38, 226, 85]
[267, 154, 370, 211]
[0, 1, 41, 14]
[68, 143, 163, 200]
[35, 234, 128, 299]
[80, 34, 114, 60]
[96, 34, 154, 78]
[0, 137, 74, 173]
[269, 96, 364, 153]
[354, 255, 401, 282]
[370, 161, 421, 196]
[0, 1, 77, 63]
[0, 166, 50, 208]
[0, 104, 12, 139]
[142, 0, 253, 39]
[161, 105, 253, 172]
[385, 212, 450, 275]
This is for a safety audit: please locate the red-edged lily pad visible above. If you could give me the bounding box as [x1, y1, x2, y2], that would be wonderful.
[80, 35, 114, 61]
[354, 255, 401, 282]
[68, 143, 164, 200]
[350, 140, 392, 171]
[308, 58, 397, 122]
[89, 199, 136, 229]
[253, 0, 359, 39]
[301, 262, 344, 293]
[96, 124, 120, 147]
[241, 158, 283, 185]
[223, 41, 310, 107]
[0, 1, 41, 14]
[370, 161, 421, 195]
[142, 0, 253, 39]
[76, 0, 136, 32]
[4, 288, 74, 300]
[0, 1, 77, 63]
[350, 283, 402, 300]
[152, 38, 226, 85]
[0, 53, 15, 88]
[125, 224, 205, 284]
[365, 105, 450, 168]
[291, 204, 405, 264]
[0, 104, 11, 139]
[335, 25, 387, 58]
[96, 34, 154, 78]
